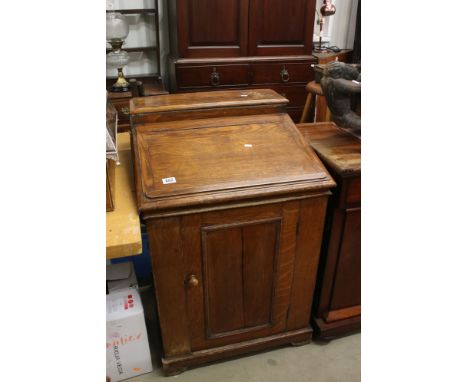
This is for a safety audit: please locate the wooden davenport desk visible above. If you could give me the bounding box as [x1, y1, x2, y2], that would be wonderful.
[297, 123, 361, 340]
[130, 90, 335, 374]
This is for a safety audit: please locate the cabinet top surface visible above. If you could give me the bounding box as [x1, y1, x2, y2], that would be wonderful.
[134, 114, 334, 213]
[297, 123, 361, 176]
[130, 89, 288, 115]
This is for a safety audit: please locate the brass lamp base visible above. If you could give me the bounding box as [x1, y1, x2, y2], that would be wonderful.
[111, 68, 130, 92]
[313, 46, 329, 53]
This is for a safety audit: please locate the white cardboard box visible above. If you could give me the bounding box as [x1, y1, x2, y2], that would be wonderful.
[106, 288, 152, 381]
[106, 262, 138, 293]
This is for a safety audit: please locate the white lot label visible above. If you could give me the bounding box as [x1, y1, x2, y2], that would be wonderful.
[162, 177, 177, 184]
[244, 144, 253, 148]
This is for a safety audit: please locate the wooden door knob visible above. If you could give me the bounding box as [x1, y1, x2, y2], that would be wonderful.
[186, 274, 199, 288]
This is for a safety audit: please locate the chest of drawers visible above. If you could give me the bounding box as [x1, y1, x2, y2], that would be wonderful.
[169, 56, 318, 123]
[130, 92, 335, 373]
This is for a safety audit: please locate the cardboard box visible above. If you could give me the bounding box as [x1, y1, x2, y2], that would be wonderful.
[106, 262, 138, 293]
[106, 288, 152, 381]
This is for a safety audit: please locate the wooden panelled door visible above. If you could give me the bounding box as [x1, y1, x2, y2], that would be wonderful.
[176, 0, 249, 58]
[183, 204, 300, 351]
[327, 208, 361, 315]
[248, 0, 316, 56]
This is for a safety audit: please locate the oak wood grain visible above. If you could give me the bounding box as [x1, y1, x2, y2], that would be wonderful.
[133, 114, 334, 214]
[297, 122, 361, 177]
[130, 89, 288, 114]
[286, 197, 328, 330]
[242, 222, 278, 327]
[203, 226, 245, 335]
[146, 217, 192, 357]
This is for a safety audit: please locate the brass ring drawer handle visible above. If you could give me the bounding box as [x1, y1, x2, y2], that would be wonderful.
[121, 106, 130, 115]
[210, 67, 220, 87]
[185, 274, 199, 288]
[280, 66, 290, 83]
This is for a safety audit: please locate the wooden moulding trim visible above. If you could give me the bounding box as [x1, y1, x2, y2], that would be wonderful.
[130, 96, 289, 114]
[312, 316, 361, 341]
[161, 327, 312, 372]
[141, 191, 332, 220]
[130, 89, 288, 115]
[257, 44, 305, 48]
[325, 305, 361, 323]
[139, 182, 333, 213]
[143, 176, 329, 201]
[130, 106, 288, 125]
[131, 104, 289, 121]
[172, 55, 319, 64]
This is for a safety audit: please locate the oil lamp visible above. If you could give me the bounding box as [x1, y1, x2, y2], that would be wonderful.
[106, 12, 130, 92]
[315, 0, 336, 52]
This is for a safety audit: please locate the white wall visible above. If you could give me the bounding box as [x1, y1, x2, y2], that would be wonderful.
[313, 0, 359, 49]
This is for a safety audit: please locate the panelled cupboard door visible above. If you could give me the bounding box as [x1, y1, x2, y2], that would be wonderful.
[176, 0, 249, 58]
[248, 0, 316, 56]
[328, 207, 361, 311]
[184, 203, 299, 351]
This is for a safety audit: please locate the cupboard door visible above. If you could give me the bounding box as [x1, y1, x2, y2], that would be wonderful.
[248, 0, 316, 56]
[176, 0, 249, 58]
[185, 203, 300, 350]
[329, 207, 361, 311]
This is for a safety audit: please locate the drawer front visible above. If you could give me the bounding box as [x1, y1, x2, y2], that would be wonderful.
[251, 62, 314, 85]
[177, 64, 250, 89]
[268, 85, 308, 108]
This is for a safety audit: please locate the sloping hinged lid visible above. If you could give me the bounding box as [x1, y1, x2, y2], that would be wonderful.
[297, 122, 361, 176]
[130, 89, 288, 115]
[134, 113, 335, 213]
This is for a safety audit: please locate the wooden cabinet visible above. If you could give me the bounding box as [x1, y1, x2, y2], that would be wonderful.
[168, 0, 318, 123]
[130, 91, 335, 373]
[297, 122, 361, 340]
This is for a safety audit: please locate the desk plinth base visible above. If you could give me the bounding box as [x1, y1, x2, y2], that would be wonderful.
[311, 316, 361, 341]
[161, 327, 312, 375]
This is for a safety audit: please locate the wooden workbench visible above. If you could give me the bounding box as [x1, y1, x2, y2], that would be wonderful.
[106, 132, 142, 259]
